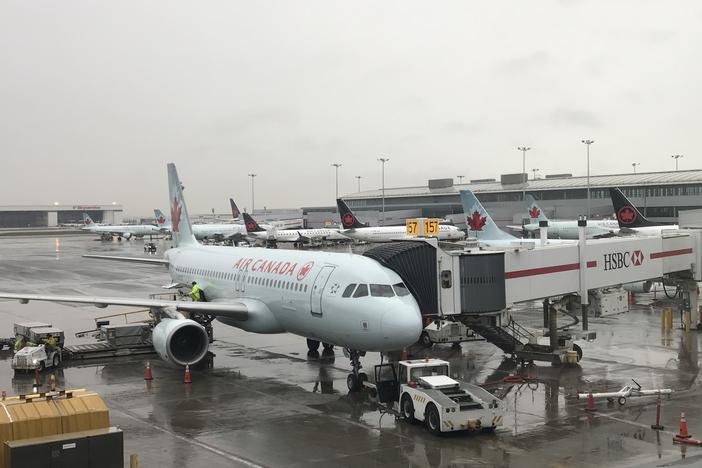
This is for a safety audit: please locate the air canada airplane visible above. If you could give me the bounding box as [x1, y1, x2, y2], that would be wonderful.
[2, 164, 422, 391]
[459, 190, 576, 248]
[154, 209, 249, 242]
[610, 188, 679, 237]
[81, 213, 161, 240]
[336, 199, 465, 242]
[507, 194, 619, 239]
[242, 212, 348, 245]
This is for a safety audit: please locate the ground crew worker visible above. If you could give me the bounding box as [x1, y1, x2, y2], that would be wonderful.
[190, 281, 204, 302]
[14, 337, 22, 352]
[43, 336, 57, 353]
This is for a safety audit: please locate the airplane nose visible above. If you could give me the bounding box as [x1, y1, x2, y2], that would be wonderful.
[381, 302, 423, 349]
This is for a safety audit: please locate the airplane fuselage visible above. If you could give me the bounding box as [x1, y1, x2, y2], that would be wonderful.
[83, 224, 160, 237]
[523, 220, 620, 239]
[248, 228, 348, 243]
[164, 245, 423, 351]
[342, 225, 464, 243]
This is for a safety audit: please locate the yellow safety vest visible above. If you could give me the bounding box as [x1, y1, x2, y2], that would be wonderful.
[191, 284, 202, 301]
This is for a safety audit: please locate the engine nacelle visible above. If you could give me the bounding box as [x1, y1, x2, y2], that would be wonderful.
[123, 232, 133, 240]
[152, 318, 209, 366]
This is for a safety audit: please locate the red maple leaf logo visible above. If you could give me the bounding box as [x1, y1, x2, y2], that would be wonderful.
[529, 206, 540, 219]
[246, 221, 256, 232]
[157, 215, 165, 224]
[617, 206, 637, 224]
[297, 261, 314, 280]
[85, 218, 92, 225]
[170, 197, 182, 233]
[467, 211, 487, 231]
[342, 213, 354, 228]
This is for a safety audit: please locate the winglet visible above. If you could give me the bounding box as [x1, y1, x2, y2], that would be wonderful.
[167, 163, 197, 246]
[336, 199, 366, 229]
[609, 188, 657, 228]
[459, 190, 516, 240]
[242, 212, 266, 232]
[526, 194, 549, 223]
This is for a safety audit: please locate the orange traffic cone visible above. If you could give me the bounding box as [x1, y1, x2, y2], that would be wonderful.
[585, 391, 596, 412]
[183, 364, 192, 384]
[677, 412, 691, 439]
[144, 361, 153, 381]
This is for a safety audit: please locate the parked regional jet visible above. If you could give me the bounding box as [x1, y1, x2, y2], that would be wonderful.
[155, 209, 248, 242]
[1, 164, 422, 391]
[336, 199, 465, 242]
[243, 212, 349, 246]
[508, 195, 619, 239]
[610, 188, 679, 237]
[81, 213, 161, 241]
[459, 190, 576, 248]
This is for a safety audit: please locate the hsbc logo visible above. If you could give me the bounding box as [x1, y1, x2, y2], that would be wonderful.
[603, 250, 644, 271]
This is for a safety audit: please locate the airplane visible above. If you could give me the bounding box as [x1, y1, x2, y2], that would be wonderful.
[242, 212, 349, 246]
[610, 188, 679, 236]
[459, 190, 576, 248]
[81, 213, 161, 241]
[155, 209, 249, 243]
[2, 164, 423, 391]
[336, 199, 465, 242]
[507, 194, 619, 239]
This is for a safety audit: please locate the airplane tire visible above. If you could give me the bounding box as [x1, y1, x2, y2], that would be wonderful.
[420, 332, 433, 348]
[306, 339, 320, 352]
[358, 372, 368, 386]
[322, 342, 334, 351]
[347, 374, 359, 392]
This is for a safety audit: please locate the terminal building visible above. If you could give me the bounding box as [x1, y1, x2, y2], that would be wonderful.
[0, 204, 123, 228]
[303, 169, 702, 228]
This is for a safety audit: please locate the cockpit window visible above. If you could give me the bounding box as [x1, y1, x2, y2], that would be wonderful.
[393, 283, 410, 297]
[353, 284, 369, 298]
[342, 284, 356, 298]
[370, 284, 395, 297]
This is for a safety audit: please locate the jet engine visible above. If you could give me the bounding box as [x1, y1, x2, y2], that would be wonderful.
[152, 318, 209, 366]
[123, 232, 133, 240]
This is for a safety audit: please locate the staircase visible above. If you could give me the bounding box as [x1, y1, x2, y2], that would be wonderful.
[467, 322, 523, 354]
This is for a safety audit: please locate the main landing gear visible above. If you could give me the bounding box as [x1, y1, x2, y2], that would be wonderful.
[345, 349, 367, 392]
[306, 339, 335, 353]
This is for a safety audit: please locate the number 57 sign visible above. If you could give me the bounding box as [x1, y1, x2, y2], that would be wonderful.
[406, 218, 440, 237]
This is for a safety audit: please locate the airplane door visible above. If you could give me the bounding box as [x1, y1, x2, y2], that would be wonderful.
[310, 265, 335, 316]
[237, 270, 248, 294]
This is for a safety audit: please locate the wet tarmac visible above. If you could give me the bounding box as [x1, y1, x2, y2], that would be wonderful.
[1, 235, 701, 467]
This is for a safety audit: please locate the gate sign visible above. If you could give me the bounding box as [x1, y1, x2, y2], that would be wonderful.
[423, 219, 439, 237]
[406, 219, 419, 237]
[406, 218, 440, 237]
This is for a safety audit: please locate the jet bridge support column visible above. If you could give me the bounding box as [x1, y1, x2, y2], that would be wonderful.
[578, 218, 589, 331]
[549, 304, 558, 351]
[685, 280, 699, 329]
[543, 298, 550, 329]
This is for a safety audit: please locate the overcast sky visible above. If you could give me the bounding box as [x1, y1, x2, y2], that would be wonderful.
[1, 1, 700, 215]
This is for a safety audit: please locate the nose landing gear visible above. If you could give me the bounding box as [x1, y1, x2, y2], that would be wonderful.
[345, 349, 367, 392]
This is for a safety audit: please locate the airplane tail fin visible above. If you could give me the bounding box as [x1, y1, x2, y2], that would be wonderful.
[167, 163, 198, 247]
[336, 199, 366, 229]
[609, 188, 657, 228]
[242, 212, 266, 232]
[153, 209, 169, 227]
[526, 194, 549, 223]
[229, 198, 241, 219]
[459, 190, 516, 240]
[82, 213, 95, 226]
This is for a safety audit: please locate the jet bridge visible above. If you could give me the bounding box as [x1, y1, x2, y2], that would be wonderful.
[365, 230, 702, 363]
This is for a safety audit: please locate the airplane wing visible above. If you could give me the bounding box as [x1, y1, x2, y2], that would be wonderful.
[83, 254, 169, 265]
[296, 231, 311, 243]
[0, 293, 248, 320]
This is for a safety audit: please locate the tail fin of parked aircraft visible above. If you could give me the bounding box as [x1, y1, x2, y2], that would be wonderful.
[609, 188, 657, 228]
[82, 213, 96, 226]
[229, 198, 241, 219]
[526, 194, 549, 223]
[166, 163, 198, 247]
[336, 199, 366, 229]
[242, 212, 267, 232]
[459, 190, 516, 240]
[153, 209, 169, 227]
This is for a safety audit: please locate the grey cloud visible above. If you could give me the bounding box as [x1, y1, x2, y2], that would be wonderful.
[494, 51, 553, 74]
[548, 108, 602, 128]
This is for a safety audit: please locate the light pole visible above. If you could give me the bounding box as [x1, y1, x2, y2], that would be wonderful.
[377, 157, 389, 226]
[672, 154, 683, 171]
[248, 173, 256, 214]
[456, 175, 465, 184]
[331, 163, 342, 199]
[581, 140, 594, 217]
[355, 175, 362, 192]
[517, 146, 531, 201]
[531, 168, 540, 180]
[631, 162, 640, 174]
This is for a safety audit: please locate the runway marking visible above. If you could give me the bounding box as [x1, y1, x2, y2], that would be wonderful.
[112, 406, 267, 468]
[595, 411, 677, 436]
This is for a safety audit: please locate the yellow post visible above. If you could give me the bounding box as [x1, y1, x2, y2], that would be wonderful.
[130, 454, 139, 468]
[684, 310, 691, 332]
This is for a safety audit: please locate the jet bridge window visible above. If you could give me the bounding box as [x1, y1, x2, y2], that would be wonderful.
[342, 284, 357, 297]
[353, 284, 369, 298]
[370, 284, 395, 297]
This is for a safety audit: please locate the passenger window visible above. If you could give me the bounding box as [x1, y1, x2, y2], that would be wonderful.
[353, 284, 369, 298]
[370, 284, 394, 297]
[393, 283, 411, 297]
[342, 284, 357, 298]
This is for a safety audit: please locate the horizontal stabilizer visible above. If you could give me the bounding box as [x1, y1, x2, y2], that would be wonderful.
[83, 254, 169, 265]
